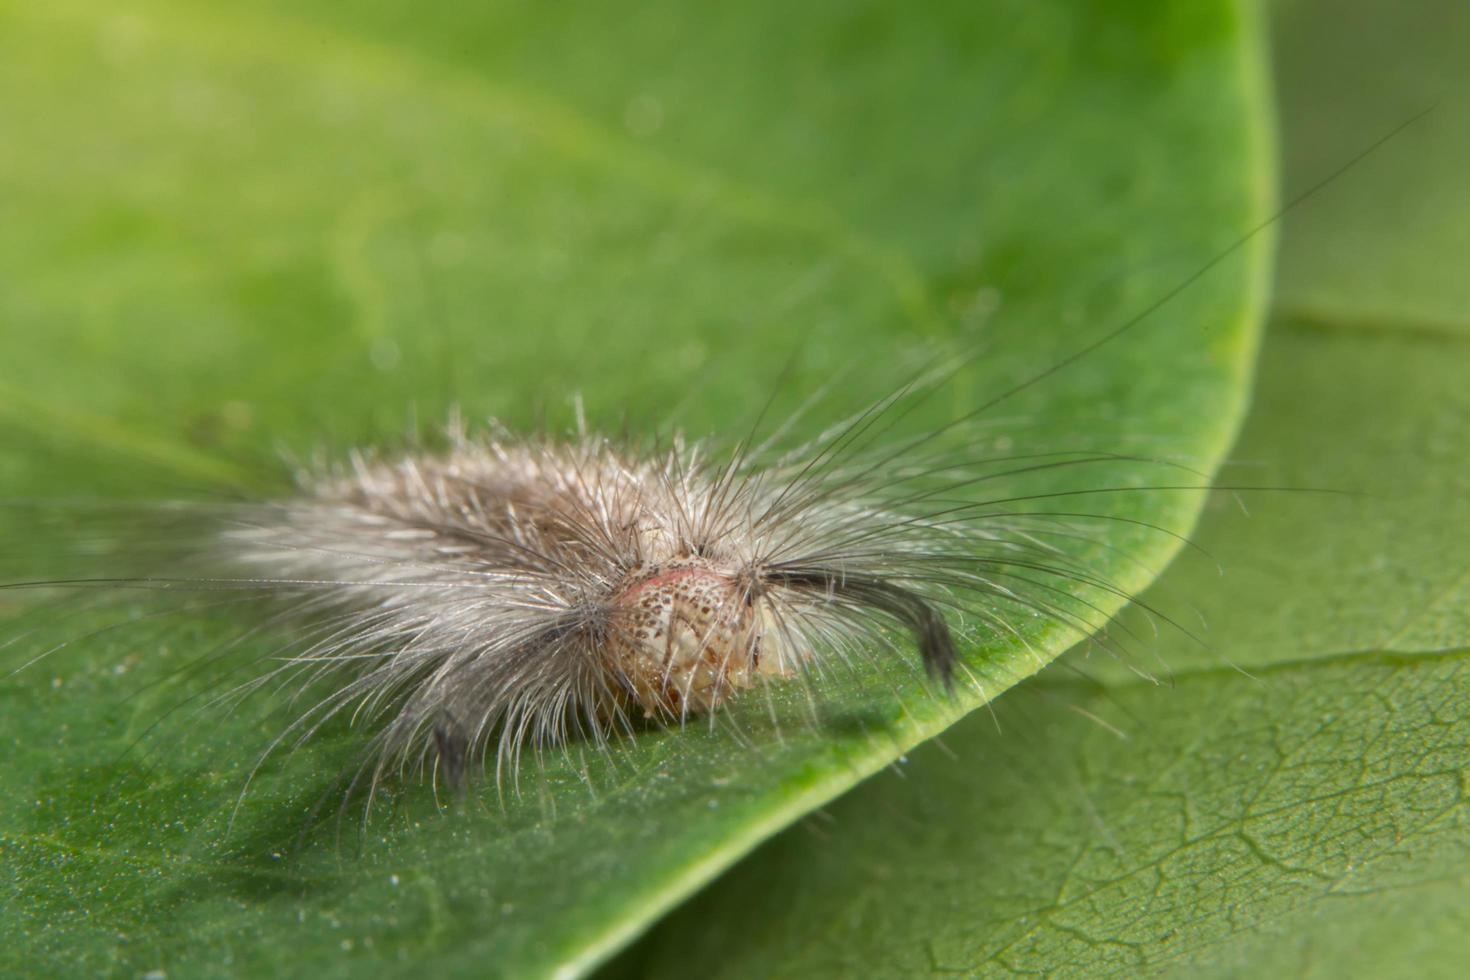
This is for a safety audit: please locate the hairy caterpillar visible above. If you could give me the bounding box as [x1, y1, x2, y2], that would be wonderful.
[221, 418, 974, 779]
[10, 375, 1146, 796]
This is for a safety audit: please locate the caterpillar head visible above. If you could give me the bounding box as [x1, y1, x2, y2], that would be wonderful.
[607, 560, 791, 717]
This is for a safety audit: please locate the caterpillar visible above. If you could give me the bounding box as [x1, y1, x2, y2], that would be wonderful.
[14, 374, 1160, 798]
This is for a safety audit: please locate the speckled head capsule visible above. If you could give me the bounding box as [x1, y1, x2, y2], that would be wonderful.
[607, 559, 792, 718]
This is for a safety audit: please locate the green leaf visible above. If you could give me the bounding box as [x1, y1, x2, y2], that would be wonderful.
[1273, 0, 1470, 335]
[603, 1, 1470, 975]
[0, 1, 1270, 976]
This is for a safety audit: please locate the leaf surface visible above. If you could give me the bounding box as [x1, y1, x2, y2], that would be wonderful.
[0, 1, 1270, 976]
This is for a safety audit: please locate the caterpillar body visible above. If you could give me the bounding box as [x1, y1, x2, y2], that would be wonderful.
[164, 393, 1111, 792]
